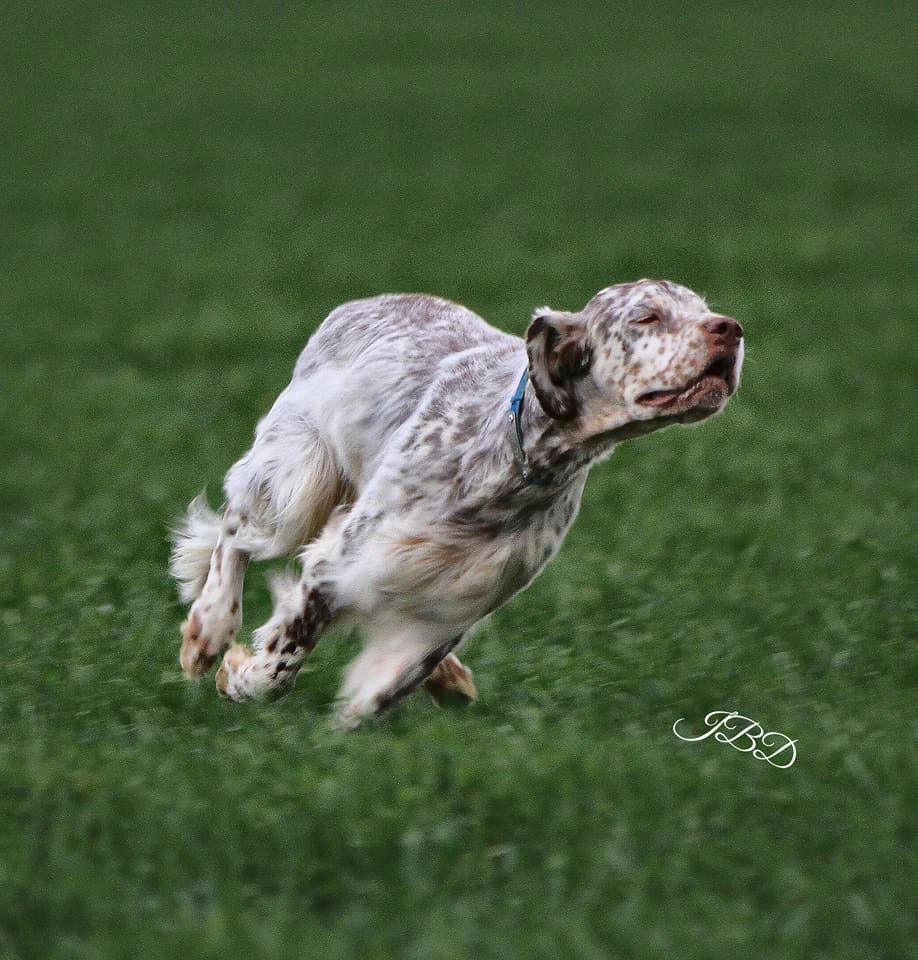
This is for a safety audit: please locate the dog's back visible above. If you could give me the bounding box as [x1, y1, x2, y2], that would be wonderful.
[287, 294, 517, 485]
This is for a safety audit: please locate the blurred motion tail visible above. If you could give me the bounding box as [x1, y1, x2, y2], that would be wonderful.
[169, 493, 221, 602]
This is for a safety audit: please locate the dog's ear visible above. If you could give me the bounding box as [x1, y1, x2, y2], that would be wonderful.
[525, 309, 593, 420]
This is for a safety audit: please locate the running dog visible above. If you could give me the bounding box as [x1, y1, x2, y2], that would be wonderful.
[170, 279, 743, 726]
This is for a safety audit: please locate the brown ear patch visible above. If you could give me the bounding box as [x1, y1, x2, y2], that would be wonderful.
[525, 310, 592, 420]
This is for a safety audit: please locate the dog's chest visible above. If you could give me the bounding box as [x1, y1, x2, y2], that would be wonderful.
[360, 480, 585, 627]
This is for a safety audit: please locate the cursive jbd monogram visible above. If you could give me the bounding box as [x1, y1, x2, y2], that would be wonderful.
[672, 710, 797, 769]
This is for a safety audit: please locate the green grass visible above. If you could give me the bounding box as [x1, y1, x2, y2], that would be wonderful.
[1, 0, 916, 957]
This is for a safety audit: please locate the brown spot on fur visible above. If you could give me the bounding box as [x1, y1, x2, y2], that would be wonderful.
[230, 599, 239, 614]
[400, 535, 429, 547]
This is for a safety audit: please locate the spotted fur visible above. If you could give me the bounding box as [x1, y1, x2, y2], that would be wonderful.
[170, 280, 744, 725]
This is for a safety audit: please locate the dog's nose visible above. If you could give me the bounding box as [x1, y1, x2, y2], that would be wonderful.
[703, 316, 744, 343]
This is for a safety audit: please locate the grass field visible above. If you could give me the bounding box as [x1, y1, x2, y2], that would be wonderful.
[1, 1, 916, 956]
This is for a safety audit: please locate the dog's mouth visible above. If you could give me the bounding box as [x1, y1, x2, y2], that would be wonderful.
[636, 354, 736, 411]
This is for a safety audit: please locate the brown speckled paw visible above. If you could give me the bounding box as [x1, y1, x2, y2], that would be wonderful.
[424, 653, 478, 706]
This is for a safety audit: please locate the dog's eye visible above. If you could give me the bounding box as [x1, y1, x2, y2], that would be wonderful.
[632, 313, 661, 326]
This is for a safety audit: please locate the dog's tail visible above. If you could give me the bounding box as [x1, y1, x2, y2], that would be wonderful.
[169, 493, 222, 602]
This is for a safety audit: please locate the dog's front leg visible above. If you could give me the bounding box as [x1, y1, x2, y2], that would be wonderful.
[335, 627, 464, 728]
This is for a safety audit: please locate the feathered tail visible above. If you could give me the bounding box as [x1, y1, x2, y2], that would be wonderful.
[169, 493, 222, 602]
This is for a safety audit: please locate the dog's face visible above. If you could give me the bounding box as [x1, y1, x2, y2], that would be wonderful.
[526, 279, 743, 430]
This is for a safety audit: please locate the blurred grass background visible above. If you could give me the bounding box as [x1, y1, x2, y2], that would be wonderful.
[1, 1, 916, 957]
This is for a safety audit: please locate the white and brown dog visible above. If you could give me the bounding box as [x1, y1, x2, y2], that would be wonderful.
[171, 279, 743, 726]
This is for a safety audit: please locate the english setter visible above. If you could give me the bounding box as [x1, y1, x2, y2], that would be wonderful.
[171, 279, 743, 726]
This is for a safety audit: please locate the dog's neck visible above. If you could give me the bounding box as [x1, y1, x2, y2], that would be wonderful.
[514, 377, 661, 485]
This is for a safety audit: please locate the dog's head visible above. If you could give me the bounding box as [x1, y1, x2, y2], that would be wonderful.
[526, 279, 743, 432]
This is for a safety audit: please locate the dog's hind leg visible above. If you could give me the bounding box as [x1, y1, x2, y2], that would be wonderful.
[215, 520, 344, 701]
[174, 404, 346, 679]
[173, 500, 250, 677]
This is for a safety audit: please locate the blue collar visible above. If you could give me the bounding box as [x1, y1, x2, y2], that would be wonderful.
[507, 368, 552, 486]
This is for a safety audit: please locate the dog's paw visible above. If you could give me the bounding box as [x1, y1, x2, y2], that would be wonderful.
[423, 653, 478, 706]
[216, 643, 297, 702]
[180, 610, 222, 677]
[215, 643, 256, 700]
